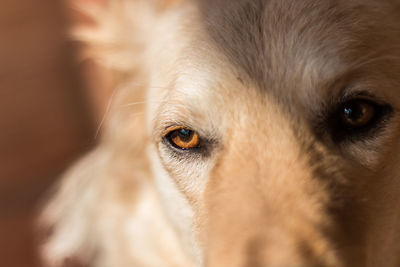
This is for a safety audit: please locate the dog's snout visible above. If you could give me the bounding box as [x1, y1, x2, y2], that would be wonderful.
[244, 233, 302, 267]
[244, 233, 340, 267]
[202, 115, 341, 267]
[207, 228, 337, 267]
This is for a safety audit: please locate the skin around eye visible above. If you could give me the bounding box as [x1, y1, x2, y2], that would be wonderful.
[324, 96, 394, 143]
[163, 126, 200, 150]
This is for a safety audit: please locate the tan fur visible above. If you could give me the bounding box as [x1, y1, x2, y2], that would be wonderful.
[39, 0, 400, 266]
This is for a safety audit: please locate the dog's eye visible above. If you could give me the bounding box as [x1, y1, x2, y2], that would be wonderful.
[339, 99, 376, 128]
[164, 127, 200, 150]
[327, 97, 393, 142]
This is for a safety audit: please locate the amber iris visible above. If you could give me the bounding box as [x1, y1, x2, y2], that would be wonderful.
[340, 100, 376, 128]
[165, 127, 200, 149]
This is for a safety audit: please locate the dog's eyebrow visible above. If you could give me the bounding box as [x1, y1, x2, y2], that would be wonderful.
[150, 102, 222, 143]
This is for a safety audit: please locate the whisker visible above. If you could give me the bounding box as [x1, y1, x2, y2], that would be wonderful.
[94, 86, 120, 139]
[121, 99, 168, 107]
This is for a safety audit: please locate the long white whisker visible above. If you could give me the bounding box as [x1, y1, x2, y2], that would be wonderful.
[121, 100, 168, 107]
[94, 87, 119, 139]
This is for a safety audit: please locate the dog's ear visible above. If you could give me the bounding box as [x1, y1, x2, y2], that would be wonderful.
[38, 1, 179, 266]
[68, 0, 187, 73]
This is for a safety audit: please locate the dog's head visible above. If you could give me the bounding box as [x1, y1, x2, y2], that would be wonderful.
[41, 0, 400, 266]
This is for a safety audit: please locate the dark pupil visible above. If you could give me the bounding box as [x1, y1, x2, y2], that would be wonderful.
[177, 129, 193, 142]
[343, 103, 365, 122]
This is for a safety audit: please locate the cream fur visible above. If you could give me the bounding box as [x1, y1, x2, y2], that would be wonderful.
[39, 1, 400, 266]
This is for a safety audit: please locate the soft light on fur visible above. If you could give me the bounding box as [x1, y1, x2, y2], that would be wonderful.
[39, 0, 400, 266]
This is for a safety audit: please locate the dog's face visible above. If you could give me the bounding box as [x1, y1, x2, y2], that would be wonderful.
[41, 0, 400, 266]
[142, 1, 400, 266]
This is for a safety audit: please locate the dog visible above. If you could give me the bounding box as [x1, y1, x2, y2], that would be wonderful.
[39, 0, 400, 266]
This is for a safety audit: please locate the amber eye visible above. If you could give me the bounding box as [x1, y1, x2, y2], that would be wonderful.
[164, 127, 200, 150]
[340, 99, 376, 128]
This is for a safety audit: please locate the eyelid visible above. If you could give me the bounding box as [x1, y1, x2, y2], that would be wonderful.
[333, 101, 392, 142]
[312, 90, 394, 142]
[326, 90, 387, 121]
[155, 121, 213, 141]
[338, 91, 374, 103]
[162, 125, 189, 137]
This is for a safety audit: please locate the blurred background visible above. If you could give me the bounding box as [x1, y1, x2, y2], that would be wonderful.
[0, 0, 109, 266]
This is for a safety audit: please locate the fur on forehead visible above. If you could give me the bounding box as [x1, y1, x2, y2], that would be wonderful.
[197, 0, 400, 95]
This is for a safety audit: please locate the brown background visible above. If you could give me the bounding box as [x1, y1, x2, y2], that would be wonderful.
[0, 0, 108, 266]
